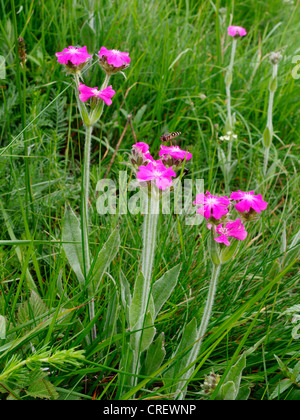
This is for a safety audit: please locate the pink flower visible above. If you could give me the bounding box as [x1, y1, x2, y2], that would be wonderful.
[228, 26, 247, 37]
[193, 191, 230, 220]
[78, 83, 116, 105]
[131, 143, 154, 166]
[144, 153, 155, 162]
[132, 142, 149, 154]
[215, 219, 248, 246]
[56, 46, 92, 66]
[99, 47, 131, 68]
[230, 191, 268, 214]
[137, 162, 176, 190]
[159, 145, 192, 161]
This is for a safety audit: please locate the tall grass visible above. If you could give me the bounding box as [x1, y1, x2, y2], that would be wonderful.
[0, 0, 299, 400]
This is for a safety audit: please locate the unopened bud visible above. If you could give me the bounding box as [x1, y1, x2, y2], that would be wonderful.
[238, 208, 260, 222]
[201, 372, 221, 396]
[269, 52, 282, 65]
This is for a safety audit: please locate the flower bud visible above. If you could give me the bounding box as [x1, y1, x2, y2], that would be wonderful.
[269, 52, 282, 65]
[201, 372, 221, 396]
[237, 207, 260, 222]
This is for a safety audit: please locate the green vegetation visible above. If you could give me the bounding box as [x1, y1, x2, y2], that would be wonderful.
[0, 0, 299, 400]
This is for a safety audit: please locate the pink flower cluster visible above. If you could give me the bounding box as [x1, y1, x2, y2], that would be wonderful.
[134, 142, 192, 191]
[194, 190, 268, 246]
[56, 46, 132, 106]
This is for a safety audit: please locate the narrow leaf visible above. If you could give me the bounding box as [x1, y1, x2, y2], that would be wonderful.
[270, 379, 293, 400]
[62, 206, 85, 285]
[144, 333, 166, 376]
[80, 20, 96, 54]
[218, 381, 237, 400]
[151, 264, 181, 319]
[224, 353, 246, 399]
[263, 126, 272, 148]
[120, 270, 132, 324]
[140, 311, 156, 353]
[129, 271, 150, 330]
[88, 228, 120, 294]
[165, 317, 198, 383]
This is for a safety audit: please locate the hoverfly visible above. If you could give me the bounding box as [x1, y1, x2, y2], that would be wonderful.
[160, 131, 181, 142]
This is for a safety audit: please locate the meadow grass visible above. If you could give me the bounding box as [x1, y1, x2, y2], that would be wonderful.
[0, 0, 299, 400]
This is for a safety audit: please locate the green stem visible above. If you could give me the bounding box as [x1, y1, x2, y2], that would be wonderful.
[176, 263, 222, 400]
[82, 125, 92, 277]
[82, 124, 96, 340]
[74, 74, 90, 126]
[73, 74, 111, 341]
[225, 38, 237, 133]
[263, 63, 278, 175]
[197, 263, 221, 345]
[132, 195, 159, 386]
[89, 74, 111, 125]
[141, 197, 159, 287]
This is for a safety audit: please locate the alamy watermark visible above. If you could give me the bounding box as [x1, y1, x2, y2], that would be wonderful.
[95, 171, 205, 226]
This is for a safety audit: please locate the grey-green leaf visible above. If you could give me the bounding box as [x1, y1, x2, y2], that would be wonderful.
[88, 228, 120, 294]
[236, 385, 251, 400]
[129, 271, 147, 330]
[217, 353, 247, 400]
[62, 206, 85, 285]
[226, 353, 246, 392]
[144, 333, 166, 376]
[218, 381, 237, 400]
[263, 126, 272, 148]
[165, 317, 198, 383]
[270, 379, 293, 400]
[140, 311, 156, 353]
[80, 20, 96, 55]
[120, 270, 132, 324]
[151, 264, 181, 319]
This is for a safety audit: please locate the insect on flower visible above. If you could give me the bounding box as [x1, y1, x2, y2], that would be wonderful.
[160, 132, 182, 142]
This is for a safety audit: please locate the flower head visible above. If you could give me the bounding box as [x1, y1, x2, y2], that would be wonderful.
[269, 52, 283, 65]
[193, 191, 230, 221]
[215, 219, 248, 246]
[133, 142, 150, 155]
[137, 161, 176, 191]
[78, 83, 116, 105]
[131, 143, 155, 167]
[230, 191, 268, 214]
[99, 47, 131, 74]
[227, 26, 247, 38]
[159, 145, 192, 161]
[56, 46, 92, 69]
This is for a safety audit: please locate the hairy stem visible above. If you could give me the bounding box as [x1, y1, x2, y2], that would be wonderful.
[132, 194, 159, 386]
[176, 263, 221, 400]
[263, 63, 278, 175]
[225, 38, 237, 132]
